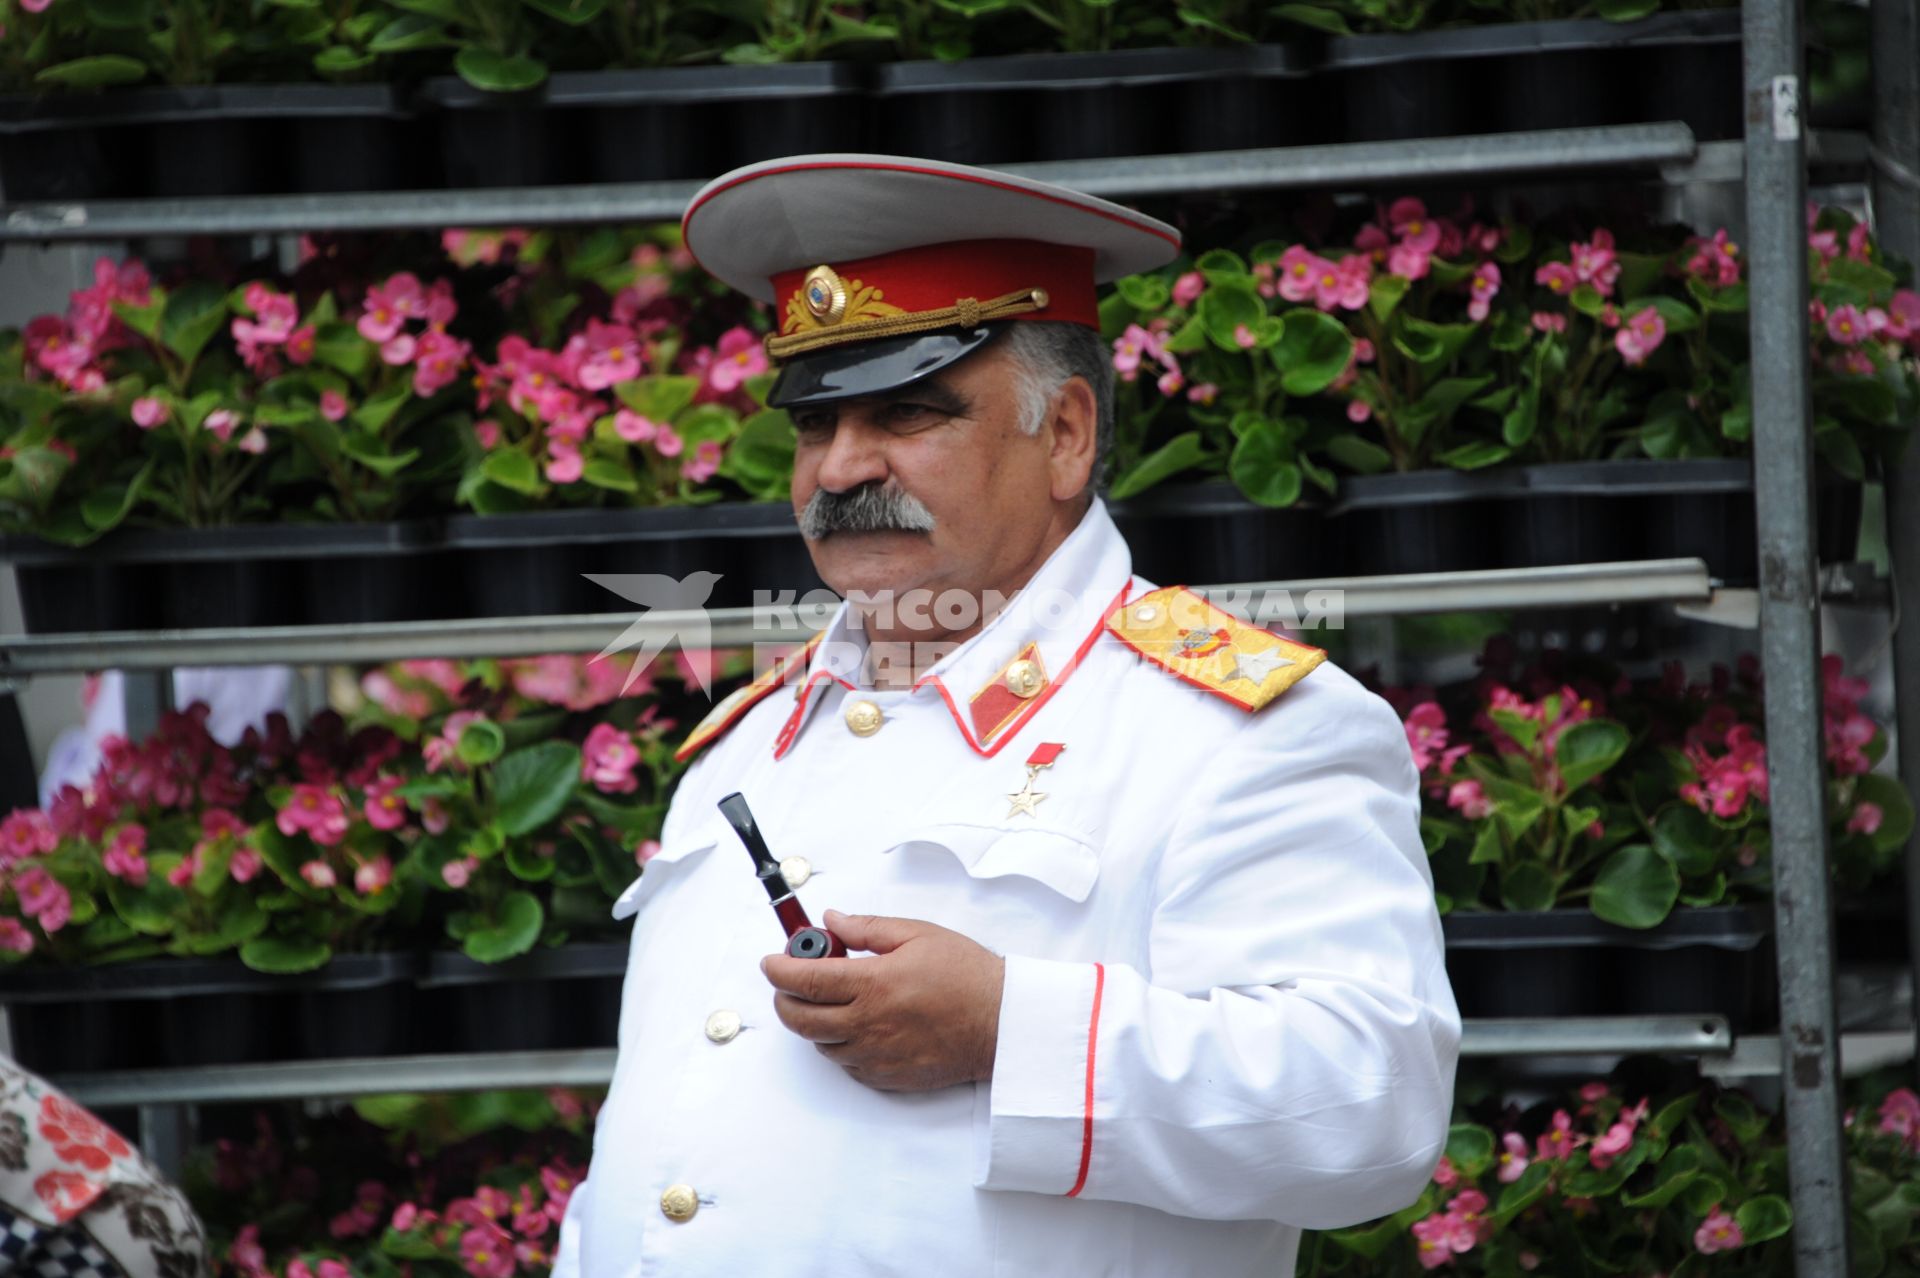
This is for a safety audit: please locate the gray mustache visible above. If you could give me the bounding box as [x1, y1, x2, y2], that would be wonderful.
[798, 483, 937, 540]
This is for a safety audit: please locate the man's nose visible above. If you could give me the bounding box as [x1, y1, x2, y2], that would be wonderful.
[813, 415, 891, 494]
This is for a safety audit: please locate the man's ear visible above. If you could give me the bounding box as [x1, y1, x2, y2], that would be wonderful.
[1045, 375, 1099, 502]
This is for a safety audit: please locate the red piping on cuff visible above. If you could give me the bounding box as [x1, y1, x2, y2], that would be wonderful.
[1066, 962, 1106, 1199]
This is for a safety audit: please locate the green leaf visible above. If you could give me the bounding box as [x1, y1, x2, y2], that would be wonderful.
[1852, 772, 1915, 853]
[521, 0, 606, 24]
[615, 375, 700, 422]
[482, 450, 542, 495]
[1622, 295, 1702, 335]
[1735, 1195, 1794, 1244]
[456, 718, 506, 765]
[1271, 1, 1353, 32]
[1108, 431, 1206, 501]
[1591, 844, 1680, 929]
[78, 459, 151, 534]
[1228, 420, 1302, 508]
[1499, 861, 1556, 911]
[1369, 273, 1411, 323]
[1621, 1145, 1705, 1209]
[1468, 821, 1503, 865]
[161, 282, 229, 365]
[1274, 309, 1354, 395]
[108, 871, 185, 936]
[240, 935, 332, 973]
[717, 408, 795, 501]
[492, 741, 582, 836]
[1393, 317, 1477, 371]
[582, 457, 639, 493]
[83, 0, 153, 33]
[505, 840, 557, 882]
[342, 434, 420, 477]
[1492, 1161, 1552, 1224]
[454, 47, 548, 93]
[1326, 433, 1393, 475]
[1556, 719, 1629, 790]
[368, 14, 452, 52]
[35, 56, 149, 88]
[1714, 1092, 1768, 1144]
[1198, 282, 1265, 353]
[313, 323, 370, 378]
[1827, 255, 1898, 298]
[1435, 441, 1513, 470]
[1446, 1124, 1496, 1179]
[314, 46, 377, 74]
[1652, 805, 1721, 877]
[1115, 274, 1171, 311]
[462, 889, 543, 962]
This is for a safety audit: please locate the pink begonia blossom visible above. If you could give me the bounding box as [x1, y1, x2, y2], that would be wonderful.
[1448, 780, 1492, 820]
[204, 410, 239, 442]
[1171, 271, 1205, 306]
[381, 333, 417, 366]
[354, 854, 393, 896]
[1570, 228, 1621, 295]
[1847, 801, 1884, 836]
[653, 426, 684, 458]
[1389, 198, 1441, 252]
[1388, 239, 1432, 282]
[1318, 254, 1370, 312]
[705, 326, 768, 394]
[228, 1226, 267, 1278]
[1447, 1190, 1492, 1246]
[577, 319, 642, 391]
[1156, 367, 1185, 397]
[1232, 323, 1257, 350]
[442, 856, 479, 889]
[317, 1260, 350, 1278]
[359, 273, 425, 343]
[1531, 311, 1568, 334]
[319, 389, 350, 422]
[1277, 246, 1326, 303]
[1588, 1119, 1636, 1169]
[102, 825, 148, 885]
[636, 839, 662, 866]
[545, 439, 584, 485]
[278, 783, 350, 846]
[1496, 1132, 1530, 1183]
[424, 711, 487, 774]
[392, 1203, 420, 1232]
[300, 860, 337, 889]
[1685, 229, 1742, 286]
[1354, 222, 1391, 261]
[132, 397, 167, 429]
[1695, 1206, 1744, 1254]
[229, 847, 262, 883]
[1537, 1109, 1579, 1161]
[422, 796, 451, 836]
[1878, 1087, 1920, 1152]
[1535, 261, 1579, 295]
[1347, 399, 1372, 424]
[1410, 1216, 1457, 1269]
[1353, 338, 1376, 364]
[1111, 324, 1164, 380]
[472, 419, 502, 450]
[0, 809, 57, 866]
[414, 330, 470, 397]
[0, 918, 32, 954]
[237, 427, 268, 455]
[364, 776, 408, 831]
[1468, 262, 1501, 323]
[1826, 303, 1869, 346]
[286, 325, 317, 366]
[1615, 307, 1667, 367]
[13, 866, 69, 932]
[1884, 290, 1920, 342]
[582, 723, 641, 795]
[1187, 382, 1218, 405]
[614, 410, 657, 443]
[1431, 1156, 1458, 1187]
[684, 439, 724, 484]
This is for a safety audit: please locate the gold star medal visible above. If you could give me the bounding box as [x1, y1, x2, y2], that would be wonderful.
[1006, 742, 1064, 818]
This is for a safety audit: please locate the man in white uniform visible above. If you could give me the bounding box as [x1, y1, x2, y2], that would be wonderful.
[554, 155, 1459, 1277]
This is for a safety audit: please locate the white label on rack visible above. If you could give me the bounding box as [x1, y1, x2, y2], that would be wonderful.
[1771, 75, 1801, 141]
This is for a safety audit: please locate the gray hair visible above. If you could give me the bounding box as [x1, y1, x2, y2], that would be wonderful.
[996, 321, 1116, 490]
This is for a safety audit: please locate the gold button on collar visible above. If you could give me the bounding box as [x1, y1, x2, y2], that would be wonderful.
[660, 1184, 698, 1222]
[704, 1009, 742, 1044]
[844, 699, 884, 737]
[780, 856, 812, 889]
[1005, 658, 1045, 699]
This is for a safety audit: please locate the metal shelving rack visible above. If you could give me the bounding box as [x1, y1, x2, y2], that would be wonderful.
[0, 1, 1911, 1266]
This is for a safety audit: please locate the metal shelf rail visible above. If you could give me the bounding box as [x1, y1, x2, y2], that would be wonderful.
[0, 558, 1716, 674]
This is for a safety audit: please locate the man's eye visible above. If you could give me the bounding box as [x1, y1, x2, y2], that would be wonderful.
[887, 402, 932, 422]
[793, 414, 834, 435]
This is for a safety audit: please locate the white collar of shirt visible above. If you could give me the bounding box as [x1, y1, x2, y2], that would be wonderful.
[779, 498, 1134, 760]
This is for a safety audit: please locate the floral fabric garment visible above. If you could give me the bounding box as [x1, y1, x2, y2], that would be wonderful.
[0, 1060, 207, 1278]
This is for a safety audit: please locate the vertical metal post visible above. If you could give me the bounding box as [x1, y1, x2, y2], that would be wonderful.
[122, 669, 172, 740]
[1745, 0, 1851, 1269]
[1873, 0, 1920, 1090]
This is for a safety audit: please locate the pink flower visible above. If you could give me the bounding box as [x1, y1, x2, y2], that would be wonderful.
[1537, 1109, 1579, 1161]
[1186, 382, 1219, 406]
[683, 438, 724, 484]
[1318, 254, 1370, 312]
[578, 319, 642, 391]
[300, 860, 336, 889]
[1233, 323, 1257, 349]
[363, 776, 408, 831]
[278, 783, 350, 846]
[582, 723, 640, 795]
[1156, 367, 1185, 397]
[354, 854, 392, 896]
[1535, 261, 1579, 295]
[18, 0, 54, 12]
[0, 809, 58, 866]
[236, 427, 268, 455]
[204, 409, 239, 442]
[13, 866, 68, 932]
[1278, 246, 1328, 302]
[1346, 399, 1373, 424]
[131, 397, 167, 429]
[442, 856, 479, 889]
[1172, 271, 1205, 306]
[103, 825, 148, 885]
[381, 333, 417, 366]
[1570, 228, 1621, 295]
[461, 1220, 515, 1274]
[472, 419, 502, 450]
[1389, 198, 1441, 252]
[1877, 1087, 1920, 1152]
[1111, 323, 1165, 380]
[653, 426, 684, 458]
[545, 439, 584, 485]
[1447, 1189, 1491, 1245]
[392, 1203, 420, 1232]
[1616, 306, 1667, 366]
[229, 848, 261, 883]
[317, 1261, 350, 1278]
[705, 326, 768, 394]
[1588, 1119, 1636, 1169]
[1847, 222, 1873, 262]
[359, 273, 423, 342]
[414, 330, 470, 397]
[1431, 1155, 1458, 1187]
[1847, 801, 1884, 836]
[1884, 290, 1920, 342]
[1827, 303, 1869, 346]
[1447, 779, 1492, 820]
[285, 325, 316, 366]
[1467, 262, 1500, 323]
[1685, 228, 1742, 286]
[1411, 1214, 1461, 1269]
[635, 839, 662, 866]
[1496, 1131, 1529, 1183]
[0, 918, 35, 954]
[423, 796, 451, 835]
[1530, 311, 1568, 334]
[1695, 1205, 1744, 1254]
[514, 1209, 551, 1238]
[1403, 703, 1451, 771]
[229, 1225, 267, 1278]
[614, 410, 657, 443]
[1388, 239, 1432, 282]
[319, 389, 350, 422]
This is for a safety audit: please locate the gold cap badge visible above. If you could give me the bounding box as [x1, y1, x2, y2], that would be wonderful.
[802, 265, 848, 324]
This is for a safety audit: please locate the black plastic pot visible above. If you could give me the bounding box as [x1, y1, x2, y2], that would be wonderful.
[1324, 31, 1483, 143]
[443, 503, 824, 618]
[293, 956, 421, 1059]
[415, 79, 584, 188]
[0, 94, 145, 201]
[1109, 479, 1342, 586]
[217, 84, 420, 194]
[4, 999, 154, 1074]
[872, 47, 1254, 165]
[1329, 469, 1522, 575]
[1443, 905, 1772, 1030]
[0, 520, 443, 632]
[421, 945, 628, 1053]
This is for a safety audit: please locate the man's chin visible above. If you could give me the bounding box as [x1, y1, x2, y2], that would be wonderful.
[807, 530, 935, 600]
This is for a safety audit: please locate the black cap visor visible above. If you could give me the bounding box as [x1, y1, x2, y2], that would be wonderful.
[765, 325, 1001, 409]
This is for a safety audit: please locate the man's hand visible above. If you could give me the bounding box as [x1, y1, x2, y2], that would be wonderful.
[761, 909, 1006, 1092]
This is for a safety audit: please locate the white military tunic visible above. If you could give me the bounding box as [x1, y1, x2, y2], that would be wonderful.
[554, 499, 1460, 1277]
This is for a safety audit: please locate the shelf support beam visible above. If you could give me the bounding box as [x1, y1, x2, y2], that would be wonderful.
[1745, 0, 1852, 1269]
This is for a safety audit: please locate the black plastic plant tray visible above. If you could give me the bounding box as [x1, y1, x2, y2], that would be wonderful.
[0, 951, 420, 1003]
[1109, 479, 1344, 584]
[1443, 904, 1767, 950]
[1327, 469, 1518, 576]
[420, 943, 629, 986]
[418, 944, 629, 1054]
